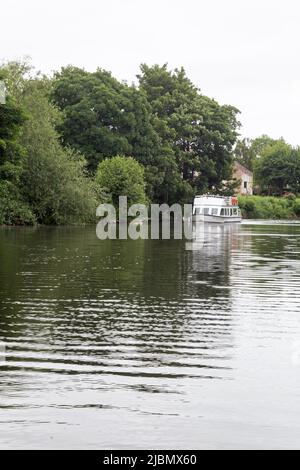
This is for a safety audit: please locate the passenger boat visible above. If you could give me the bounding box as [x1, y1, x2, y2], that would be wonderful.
[192, 195, 242, 224]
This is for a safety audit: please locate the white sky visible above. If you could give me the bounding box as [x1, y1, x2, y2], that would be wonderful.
[1, 0, 299, 145]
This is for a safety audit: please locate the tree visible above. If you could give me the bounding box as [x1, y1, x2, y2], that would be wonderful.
[234, 138, 256, 170]
[52, 66, 182, 204]
[1, 61, 99, 225]
[138, 64, 240, 194]
[251, 135, 283, 158]
[53, 64, 240, 205]
[234, 135, 291, 185]
[21, 79, 99, 224]
[0, 67, 34, 224]
[95, 156, 147, 207]
[0, 59, 246, 226]
[255, 141, 300, 195]
[51, 67, 160, 170]
[0, 70, 26, 179]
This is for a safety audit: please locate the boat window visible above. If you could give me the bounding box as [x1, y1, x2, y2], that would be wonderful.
[203, 208, 210, 215]
[220, 209, 225, 216]
[212, 208, 218, 216]
[233, 208, 238, 216]
[195, 208, 202, 215]
[230, 209, 233, 216]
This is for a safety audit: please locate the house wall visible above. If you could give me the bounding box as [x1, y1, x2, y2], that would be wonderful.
[234, 163, 253, 195]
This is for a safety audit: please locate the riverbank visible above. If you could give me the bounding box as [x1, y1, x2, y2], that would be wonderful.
[238, 196, 300, 219]
[1, 196, 300, 227]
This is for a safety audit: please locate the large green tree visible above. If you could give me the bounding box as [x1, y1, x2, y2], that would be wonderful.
[52, 64, 240, 204]
[255, 140, 300, 195]
[51, 67, 161, 170]
[235, 134, 300, 195]
[52, 66, 184, 204]
[138, 64, 240, 194]
[1, 61, 99, 224]
[234, 135, 286, 171]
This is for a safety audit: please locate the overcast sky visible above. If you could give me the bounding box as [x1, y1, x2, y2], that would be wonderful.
[1, 0, 299, 145]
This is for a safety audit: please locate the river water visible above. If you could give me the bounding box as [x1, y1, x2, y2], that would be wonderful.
[0, 223, 300, 449]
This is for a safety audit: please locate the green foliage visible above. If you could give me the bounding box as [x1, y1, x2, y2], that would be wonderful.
[2, 59, 300, 226]
[95, 156, 147, 207]
[0, 180, 35, 225]
[234, 138, 256, 171]
[238, 196, 300, 219]
[0, 93, 26, 172]
[0, 66, 30, 225]
[0, 59, 35, 103]
[215, 176, 240, 197]
[255, 141, 300, 195]
[138, 64, 240, 195]
[19, 79, 99, 224]
[1, 61, 99, 225]
[234, 135, 284, 173]
[52, 64, 240, 205]
[294, 199, 300, 217]
[234, 135, 300, 196]
[251, 135, 282, 157]
[51, 67, 160, 170]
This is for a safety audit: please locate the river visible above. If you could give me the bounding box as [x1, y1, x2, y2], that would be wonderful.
[0, 222, 300, 449]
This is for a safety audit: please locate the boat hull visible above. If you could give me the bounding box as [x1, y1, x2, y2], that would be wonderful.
[192, 214, 242, 224]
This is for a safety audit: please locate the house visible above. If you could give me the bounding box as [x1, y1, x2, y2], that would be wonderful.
[233, 162, 253, 195]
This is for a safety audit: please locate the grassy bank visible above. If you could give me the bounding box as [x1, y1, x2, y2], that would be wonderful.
[238, 196, 300, 219]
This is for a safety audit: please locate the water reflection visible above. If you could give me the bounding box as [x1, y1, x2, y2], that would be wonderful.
[0, 223, 300, 449]
[0, 226, 235, 381]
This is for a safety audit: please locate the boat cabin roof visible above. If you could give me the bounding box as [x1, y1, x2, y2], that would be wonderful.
[194, 195, 238, 207]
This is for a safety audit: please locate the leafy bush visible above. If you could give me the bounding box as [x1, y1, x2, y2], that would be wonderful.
[238, 196, 299, 219]
[22, 148, 99, 225]
[0, 181, 36, 225]
[293, 199, 300, 217]
[95, 156, 147, 207]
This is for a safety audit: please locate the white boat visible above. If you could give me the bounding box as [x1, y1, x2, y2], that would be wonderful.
[192, 195, 242, 224]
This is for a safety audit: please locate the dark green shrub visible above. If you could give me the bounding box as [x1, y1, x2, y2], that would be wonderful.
[0, 181, 36, 225]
